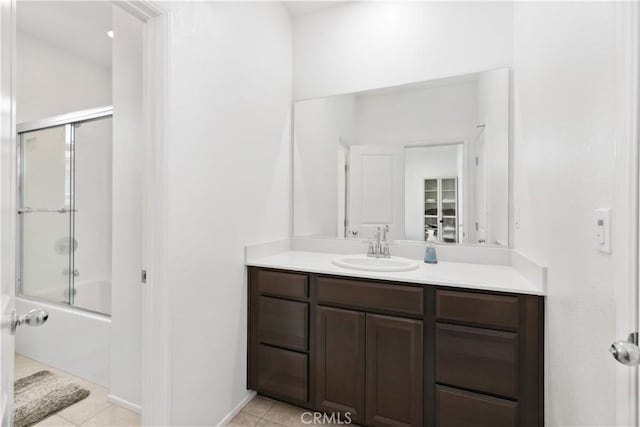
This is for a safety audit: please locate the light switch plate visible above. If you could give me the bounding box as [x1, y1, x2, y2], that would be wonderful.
[595, 208, 611, 253]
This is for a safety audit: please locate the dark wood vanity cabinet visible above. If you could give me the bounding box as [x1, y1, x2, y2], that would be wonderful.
[248, 267, 544, 427]
[248, 269, 310, 405]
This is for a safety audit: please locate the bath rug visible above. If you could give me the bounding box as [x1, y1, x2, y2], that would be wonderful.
[14, 370, 90, 427]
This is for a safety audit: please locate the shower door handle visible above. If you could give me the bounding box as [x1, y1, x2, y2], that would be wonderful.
[17, 207, 77, 214]
[8, 309, 49, 335]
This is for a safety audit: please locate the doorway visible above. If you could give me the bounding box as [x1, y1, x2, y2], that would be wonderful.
[0, 1, 169, 425]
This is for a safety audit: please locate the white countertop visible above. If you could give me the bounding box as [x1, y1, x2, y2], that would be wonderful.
[247, 250, 545, 296]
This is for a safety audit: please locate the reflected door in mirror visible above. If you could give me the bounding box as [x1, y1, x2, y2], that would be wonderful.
[348, 146, 404, 240]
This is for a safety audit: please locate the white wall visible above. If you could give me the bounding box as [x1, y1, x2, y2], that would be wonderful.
[165, 3, 292, 424]
[293, 2, 513, 100]
[16, 31, 111, 123]
[293, 95, 355, 237]
[404, 145, 460, 241]
[511, 3, 618, 425]
[110, 5, 143, 410]
[355, 79, 477, 145]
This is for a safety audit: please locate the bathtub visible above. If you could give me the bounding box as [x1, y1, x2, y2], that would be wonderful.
[22, 278, 112, 316]
[73, 279, 112, 315]
[15, 296, 110, 387]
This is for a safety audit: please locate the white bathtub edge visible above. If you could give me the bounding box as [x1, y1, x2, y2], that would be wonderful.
[16, 296, 110, 322]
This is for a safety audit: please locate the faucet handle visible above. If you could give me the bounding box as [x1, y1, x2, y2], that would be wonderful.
[382, 224, 390, 241]
[367, 241, 376, 256]
[382, 244, 390, 258]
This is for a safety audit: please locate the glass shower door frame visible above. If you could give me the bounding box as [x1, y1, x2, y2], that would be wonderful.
[68, 122, 75, 306]
[17, 124, 74, 306]
[16, 106, 112, 310]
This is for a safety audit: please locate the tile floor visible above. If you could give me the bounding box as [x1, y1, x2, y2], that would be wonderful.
[15, 353, 141, 427]
[229, 396, 307, 426]
[17, 355, 344, 427]
[229, 395, 353, 427]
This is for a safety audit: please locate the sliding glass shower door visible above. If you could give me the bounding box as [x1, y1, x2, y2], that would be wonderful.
[19, 124, 74, 305]
[18, 109, 113, 315]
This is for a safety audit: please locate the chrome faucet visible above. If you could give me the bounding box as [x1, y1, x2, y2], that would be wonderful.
[367, 225, 391, 258]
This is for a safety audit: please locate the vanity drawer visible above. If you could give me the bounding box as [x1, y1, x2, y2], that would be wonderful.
[257, 270, 308, 299]
[258, 296, 308, 351]
[436, 386, 518, 427]
[436, 323, 519, 399]
[257, 344, 308, 403]
[316, 277, 423, 316]
[436, 290, 519, 330]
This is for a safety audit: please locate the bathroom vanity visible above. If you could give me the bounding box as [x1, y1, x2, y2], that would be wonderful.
[247, 252, 544, 427]
[270, 59, 545, 427]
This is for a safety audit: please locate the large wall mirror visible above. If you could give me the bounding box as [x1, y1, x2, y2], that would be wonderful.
[293, 68, 510, 246]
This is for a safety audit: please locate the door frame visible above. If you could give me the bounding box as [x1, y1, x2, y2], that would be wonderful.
[0, 1, 172, 425]
[614, 2, 640, 426]
[0, 0, 16, 424]
[403, 139, 469, 243]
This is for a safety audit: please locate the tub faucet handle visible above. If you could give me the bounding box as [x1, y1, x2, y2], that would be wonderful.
[9, 308, 49, 334]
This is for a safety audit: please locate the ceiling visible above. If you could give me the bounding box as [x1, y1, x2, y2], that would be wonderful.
[15, 1, 346, 68]
[17, 1, 112, 68]
[283, 1, 350, 17]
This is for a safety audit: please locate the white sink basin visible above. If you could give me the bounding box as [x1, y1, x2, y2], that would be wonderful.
[332, 254, 420, 272]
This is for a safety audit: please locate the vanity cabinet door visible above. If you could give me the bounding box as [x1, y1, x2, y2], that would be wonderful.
[366, 314, 423, 427]
[315, 306, 366, 424]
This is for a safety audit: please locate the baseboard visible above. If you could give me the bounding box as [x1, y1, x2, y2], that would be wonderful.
[107, 394, 142, 414]
[217, 391, 256, 426]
